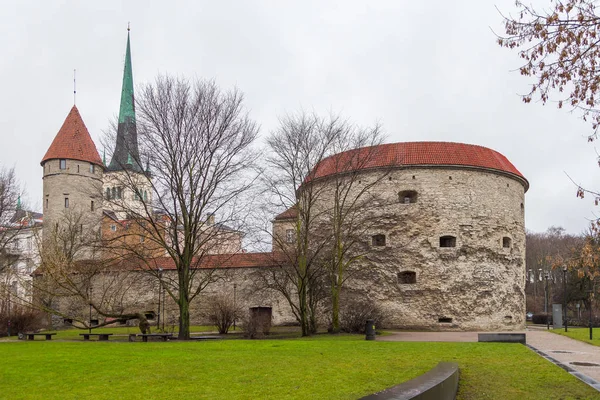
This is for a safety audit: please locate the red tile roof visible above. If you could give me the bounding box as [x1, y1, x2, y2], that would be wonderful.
[41, 106, 103, 167]
[141, 252, 284, 271]
[310, 141, 528, 190]
[274, 205, 298, 220]
[32, 252, 285, 276]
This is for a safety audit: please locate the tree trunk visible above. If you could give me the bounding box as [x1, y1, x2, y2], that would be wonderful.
[178, 267, 191, 340]
[178, 295, 190, 340]
[331, 284, 340, 333]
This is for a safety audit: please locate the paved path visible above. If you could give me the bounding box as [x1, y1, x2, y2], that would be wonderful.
[379, 327, 600, 391]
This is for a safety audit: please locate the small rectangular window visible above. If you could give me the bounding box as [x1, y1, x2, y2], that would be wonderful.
[64, 198, 69, 208]
[372, 234, 386, 247]
[140, 236, 145, 243]
[90, 164, 95, 174]
[45, 199, 48, 209]
[59, 159, 66, 170]
[110, 224, 117, 232]
[77, 165, 80, 173]
[440, 236, 456, 248]
[91, 200, 94, 211]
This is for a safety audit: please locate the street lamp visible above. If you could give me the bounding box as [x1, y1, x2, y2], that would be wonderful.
[544, 272, 550, 330]
[535, 268, 548, 313]
[563, 266, 568, 332]
[88, 286, 93, 334]
[588, 288, 594, 341]
[157, 268, 163, 332]
[233, 283, 237, 331]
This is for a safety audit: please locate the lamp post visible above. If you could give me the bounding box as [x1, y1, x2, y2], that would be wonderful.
[538, 268, 543, 311]
[588, 288, 594, 341]
[157, 268, 163, 332]
[544, 272, 550, 330]
[88, 286, 93, 334]
[233, 283, 237, 331]
[563, 266, 568, 332]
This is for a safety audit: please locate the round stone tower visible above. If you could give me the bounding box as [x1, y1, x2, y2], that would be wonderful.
[40, 106, 104, 253]
[299, 141, 529, 331]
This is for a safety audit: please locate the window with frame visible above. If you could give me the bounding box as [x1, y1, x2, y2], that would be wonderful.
[64, 198, 69, 208]
[502, 237, 512, 248]
[59, 159, 66, 170]
[90, 164, 95, 174]
[439, 235, 456, 248]
[372, 234, 386, 247]
[110, 224, 117, 232]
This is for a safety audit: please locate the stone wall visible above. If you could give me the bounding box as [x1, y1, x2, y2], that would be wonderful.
[309, 166, 526, 330]
[42, 158, 103, 250]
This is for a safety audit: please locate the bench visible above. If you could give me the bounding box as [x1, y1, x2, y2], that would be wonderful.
[190, 336, 220, 340]
[478, 333, 526, 344]
[79, 333, 113, 341]
[136, 333, 173, 342]
[25, 333, 57, 341]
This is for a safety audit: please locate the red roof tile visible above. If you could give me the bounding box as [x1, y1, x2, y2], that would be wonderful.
[310, 142, 528, 190]
[149, 252, 284, 270]
[274, 205, 298, 220]
[41, 106, 103, 167]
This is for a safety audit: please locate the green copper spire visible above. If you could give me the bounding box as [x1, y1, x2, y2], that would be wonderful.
[16, 196, 21, 210]
[119, 30, 135, 125]
[108, 27, 143, 173]
[103, 148, 106, 166]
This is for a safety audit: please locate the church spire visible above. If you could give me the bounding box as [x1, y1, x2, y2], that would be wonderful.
[108, 26, 143, 173]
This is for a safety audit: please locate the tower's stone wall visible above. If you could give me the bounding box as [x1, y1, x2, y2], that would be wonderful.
[308, 166, 526, 330]
[42, 158, 103, 249]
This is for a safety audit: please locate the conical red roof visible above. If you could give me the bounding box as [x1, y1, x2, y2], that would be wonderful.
[41, 106, 103, 167]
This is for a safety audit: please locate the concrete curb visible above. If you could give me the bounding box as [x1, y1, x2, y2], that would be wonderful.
[360, 362, 459, 400]
[527, 344, 600, 392]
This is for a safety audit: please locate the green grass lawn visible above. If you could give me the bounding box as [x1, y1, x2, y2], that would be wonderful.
[552, 327, 600, 346]
[0, 336, 598, 399]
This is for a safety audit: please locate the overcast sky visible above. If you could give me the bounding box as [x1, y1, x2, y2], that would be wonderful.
[0, 0, 597, 235]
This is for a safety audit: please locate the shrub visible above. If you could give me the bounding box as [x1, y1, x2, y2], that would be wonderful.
[339, 298, 388, 334]
[532, 313, 552, 325]
[0, 306, 45, 336]
[205, 294, 239, 334]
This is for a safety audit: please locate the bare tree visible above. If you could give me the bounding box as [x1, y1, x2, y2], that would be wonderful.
[31, 209, 153, 332]
[106, 76, 259, 339]
[0, 167, 24, 263]
[262, 112, 383, 335]
[317, 126, 387, 333]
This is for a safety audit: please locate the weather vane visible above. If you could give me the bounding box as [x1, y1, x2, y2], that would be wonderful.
[73, 69, 76, 105]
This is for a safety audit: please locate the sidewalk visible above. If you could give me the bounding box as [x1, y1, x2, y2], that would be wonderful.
[379, 327, 600, 391]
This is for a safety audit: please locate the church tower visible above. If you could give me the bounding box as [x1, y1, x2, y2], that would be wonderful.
[41, 106, 104, 249]
[104, 28, 151, 220]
